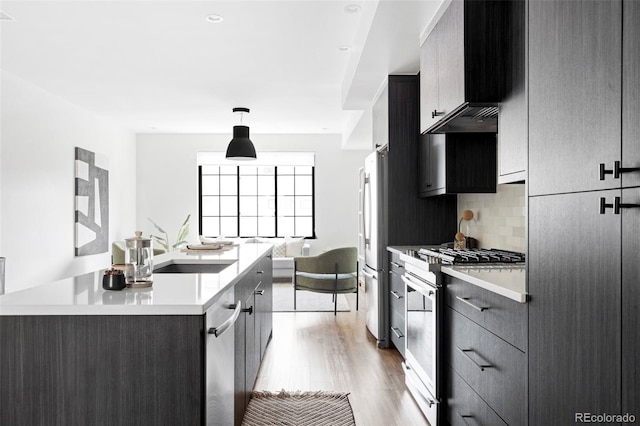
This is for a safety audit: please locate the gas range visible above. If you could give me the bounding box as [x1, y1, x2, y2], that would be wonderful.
[417, 247, 526, 265]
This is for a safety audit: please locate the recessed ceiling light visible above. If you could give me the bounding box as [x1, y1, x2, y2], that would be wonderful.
[338, 45, 352, 52]
[206, 14, 224, 23]
[344, 4, 361, 14]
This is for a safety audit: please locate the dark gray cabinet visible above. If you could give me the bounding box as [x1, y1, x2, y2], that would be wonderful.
[529, 191, 622, 424]
[420, 0, 511, 134]
[0, 315, 204, 426]
[622, 187, 640, 416]
[528, 1, 640, 422]
[234, 253, 273, 426]
[622, 0, 640, 189]
[447, 308, 526, 426]
[445, 275, 527, 425]
[387, 251, 405, 357]
[529, 0, 622, 195]
[257, 254, 273, 361]
[497, 0, 527, 184]
[417, 132, 497, 197]
[376, 75, 458, 247]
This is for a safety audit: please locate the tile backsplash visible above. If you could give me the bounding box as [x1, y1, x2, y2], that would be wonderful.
[457, 184, 526, 253]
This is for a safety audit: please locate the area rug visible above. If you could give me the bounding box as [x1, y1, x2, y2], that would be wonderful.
[272, 282, 350, 312]
[242, 390, 356, 426]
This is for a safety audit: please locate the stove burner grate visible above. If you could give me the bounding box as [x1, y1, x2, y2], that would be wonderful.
[418, 248, 525, 264]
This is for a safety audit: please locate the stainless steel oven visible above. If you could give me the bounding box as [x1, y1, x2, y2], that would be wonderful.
[401, 262, 443, 426]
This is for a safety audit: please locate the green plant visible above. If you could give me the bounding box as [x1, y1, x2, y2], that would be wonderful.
[147, 214, 191, 252]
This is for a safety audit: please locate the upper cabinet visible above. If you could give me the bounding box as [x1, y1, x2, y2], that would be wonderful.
[498, 0, 527, 184]
[528, 0, 632, 195]
[622, 0, 640, 189]
[420, 0, 512, 134]
[418, 132, 497, 197]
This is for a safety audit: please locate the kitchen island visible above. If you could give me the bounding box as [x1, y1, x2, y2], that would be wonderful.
[0, 243, 273, 426]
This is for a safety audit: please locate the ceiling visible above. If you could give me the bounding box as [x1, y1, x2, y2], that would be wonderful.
[0, 0, 443, 149]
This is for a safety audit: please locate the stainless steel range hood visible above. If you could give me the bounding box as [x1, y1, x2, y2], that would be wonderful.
[425, 103, 499, 134]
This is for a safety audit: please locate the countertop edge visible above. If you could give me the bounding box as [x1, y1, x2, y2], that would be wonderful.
[441, 266, 527, 304]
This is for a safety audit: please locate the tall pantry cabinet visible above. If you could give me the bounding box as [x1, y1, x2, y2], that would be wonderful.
[528, 0, 639, 423]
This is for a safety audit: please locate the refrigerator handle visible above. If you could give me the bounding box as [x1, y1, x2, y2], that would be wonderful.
[363, 173, 371, 247]
[361, 268, 376, 279]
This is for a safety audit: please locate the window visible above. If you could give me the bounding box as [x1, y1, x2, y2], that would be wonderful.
[198, 153, 315, 238]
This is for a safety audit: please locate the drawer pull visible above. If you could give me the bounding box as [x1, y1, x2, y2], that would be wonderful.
[390, 261, 404, 269]
[390, 290, 403, 299]
[391, 327, 404, 338]
[456, 296, 489, 312]
[456, 411, 474, 425]
[456, 347, 492, 371]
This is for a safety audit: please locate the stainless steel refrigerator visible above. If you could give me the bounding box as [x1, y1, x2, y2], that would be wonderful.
[361, 149, 389, 348]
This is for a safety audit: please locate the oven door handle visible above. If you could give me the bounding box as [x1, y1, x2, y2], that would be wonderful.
[401, 274, 435, 298]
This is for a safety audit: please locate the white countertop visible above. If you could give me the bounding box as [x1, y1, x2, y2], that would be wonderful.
[442, 264, 527, 303]
[0, 243, 272, 316]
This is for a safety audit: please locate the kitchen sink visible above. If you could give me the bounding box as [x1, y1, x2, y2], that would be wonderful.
[153, 261, 235, 274]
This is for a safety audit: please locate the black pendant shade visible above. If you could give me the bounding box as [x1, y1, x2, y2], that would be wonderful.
[226, 108, 256, 160]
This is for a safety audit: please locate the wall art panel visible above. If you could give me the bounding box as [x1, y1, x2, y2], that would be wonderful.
[74, 147, 109, 256]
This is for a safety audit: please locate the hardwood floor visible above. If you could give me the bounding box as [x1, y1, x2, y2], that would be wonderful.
[254, 291, 430, 426]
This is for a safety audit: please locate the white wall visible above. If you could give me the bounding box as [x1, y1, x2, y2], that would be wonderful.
[136, 133, 368, 256]
[0, 71, 137, 293]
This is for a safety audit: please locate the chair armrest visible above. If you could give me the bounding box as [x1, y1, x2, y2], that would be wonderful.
[302, 243, 311, 256]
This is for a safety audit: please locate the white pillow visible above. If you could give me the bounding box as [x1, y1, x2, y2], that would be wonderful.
[257, 238, 287, 258]
[285, 237, 306, 257]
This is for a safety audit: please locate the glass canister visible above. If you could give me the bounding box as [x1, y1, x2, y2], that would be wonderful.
[124, 231, 154, 288]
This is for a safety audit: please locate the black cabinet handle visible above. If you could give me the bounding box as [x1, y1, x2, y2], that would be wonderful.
[600, 161, 640, 180]
[254, 289, 265, 296]
[456, 347, 492, 371]
[431, 109, 444, 119]
[256, 270, 264, 275]
[600, 197, 614, 214]
[242, 306, 253, 315]
[614, 161, 640, 178]
[456, 411, 473, 426]
[614, 196, 640, 214]
[599, 163, 614, 180]
[601, 197, 640, 214]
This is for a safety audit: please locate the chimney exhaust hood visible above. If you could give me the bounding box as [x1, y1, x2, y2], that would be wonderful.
[419, 0, 518, 135]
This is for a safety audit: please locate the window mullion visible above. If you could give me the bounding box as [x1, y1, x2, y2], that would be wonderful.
[274, 167, 278, 238]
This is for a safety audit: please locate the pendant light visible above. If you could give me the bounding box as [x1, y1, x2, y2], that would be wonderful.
[225, 107, 256, 160]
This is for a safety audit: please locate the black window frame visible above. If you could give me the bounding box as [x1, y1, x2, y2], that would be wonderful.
[198, 164, 316, 238]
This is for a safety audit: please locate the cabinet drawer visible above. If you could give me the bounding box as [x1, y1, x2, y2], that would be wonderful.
[389, 272, 405, 313]
[447, 308, 526, 426]
[390, 307, 405, 357]
[389, 252, 405, 275]
[447, 366, 508, 426]
[446, 276, 527, 351]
